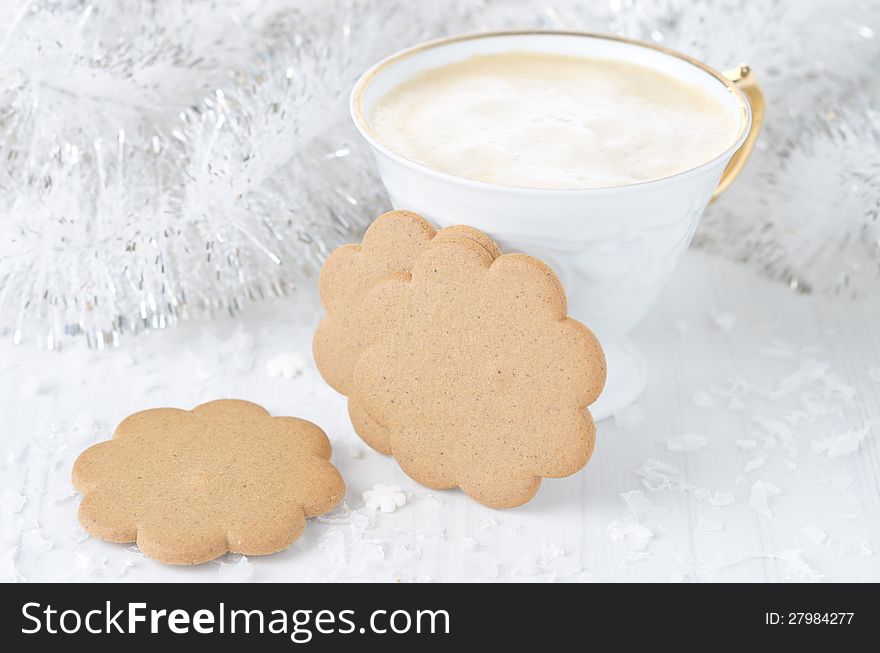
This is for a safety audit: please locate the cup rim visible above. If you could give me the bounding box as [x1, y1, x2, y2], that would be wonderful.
[350, 29, 753, 195]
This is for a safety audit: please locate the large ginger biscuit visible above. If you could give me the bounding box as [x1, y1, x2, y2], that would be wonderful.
[351, 237, 606, 509]
[72, 400, 345, 565]
[314, 210, 501, 452]
[344, 228, 503, 454]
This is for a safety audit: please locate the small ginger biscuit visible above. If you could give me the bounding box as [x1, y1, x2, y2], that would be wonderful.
[314, 210, 436, 397]
[71, 399, 344, 565]
[314, 210, 501, 453]
[351, 236, 606, 509]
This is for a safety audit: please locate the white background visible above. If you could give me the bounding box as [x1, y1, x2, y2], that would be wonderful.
[2, 250, 879, 582]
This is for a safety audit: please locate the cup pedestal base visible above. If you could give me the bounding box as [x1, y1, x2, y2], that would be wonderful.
[589, 338, 647, 422]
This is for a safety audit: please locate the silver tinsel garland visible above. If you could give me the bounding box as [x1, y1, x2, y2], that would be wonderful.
[0, 0, 878, 348]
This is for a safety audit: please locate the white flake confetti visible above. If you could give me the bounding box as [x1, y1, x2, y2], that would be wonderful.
[749, 480, 782, 517]
[608, 520, 654, 559]
[836, 538, 872, 556]
[675, 553, 726, 582]
[51, 485, 78, 504]
[31, 529, 55, 551]
[318, 527, 345, 557]
[413, 527, 445, 540]
[349, 534, 385, 576]
[389, 543, 421, 562]
[782, 410, 813, 426]
[1, 449, 20, 468]
[218, 555, 253, 581]
[704, 491, 736, 507]
[0, 491, 26, 514]
[620, 490, 667, 519]
[800, 526, 827, 545]
[108, 557, 135, 579]
[744, 454, 768, 473]
[635, 459, 685, 491]
[414, 490, 444, 506]
[317, 502, 372, 530]
[479, 516, 500, 531]
[812, 426, 869, 457]
[760, 341, 796, 358]
[16, 517, 39, 532]
[73, 552, 110, 578]
[839, 496, 863, 520]
[539, 540, 566, 564]
[265, 351, 307, 379]
[752, 416, 795, 444]
[0, 547, 25, 583]
[635, 459, 734, 508]
[774, 550, 823, 582]
[461, 537, 479, 552]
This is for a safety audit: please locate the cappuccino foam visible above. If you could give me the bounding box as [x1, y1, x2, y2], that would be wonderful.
[369, 52, 740, 189]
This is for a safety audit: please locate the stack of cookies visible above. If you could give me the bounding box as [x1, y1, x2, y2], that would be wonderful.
[314, 210, 606, 508]
[69, 210, 607, 566]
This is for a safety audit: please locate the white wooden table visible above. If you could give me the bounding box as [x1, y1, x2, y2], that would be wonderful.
[2, 250, 879, 582]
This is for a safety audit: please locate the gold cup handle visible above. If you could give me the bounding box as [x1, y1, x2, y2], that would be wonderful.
[712, 64, 765, 199]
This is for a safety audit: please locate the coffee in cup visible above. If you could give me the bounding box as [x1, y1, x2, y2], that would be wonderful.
[369, 51, 740, 190]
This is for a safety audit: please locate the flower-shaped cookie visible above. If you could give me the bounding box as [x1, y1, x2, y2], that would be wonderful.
[72, 400, 345, 565]
[314, 210, 436, 398]
[351, 236, 606, 508]
[313, 210, 500, 453]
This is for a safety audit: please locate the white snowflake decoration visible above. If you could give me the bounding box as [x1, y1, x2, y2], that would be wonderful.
[362, 484, 407, 513]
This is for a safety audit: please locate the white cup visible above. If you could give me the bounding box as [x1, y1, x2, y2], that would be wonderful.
[351, 30, 764, 420]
